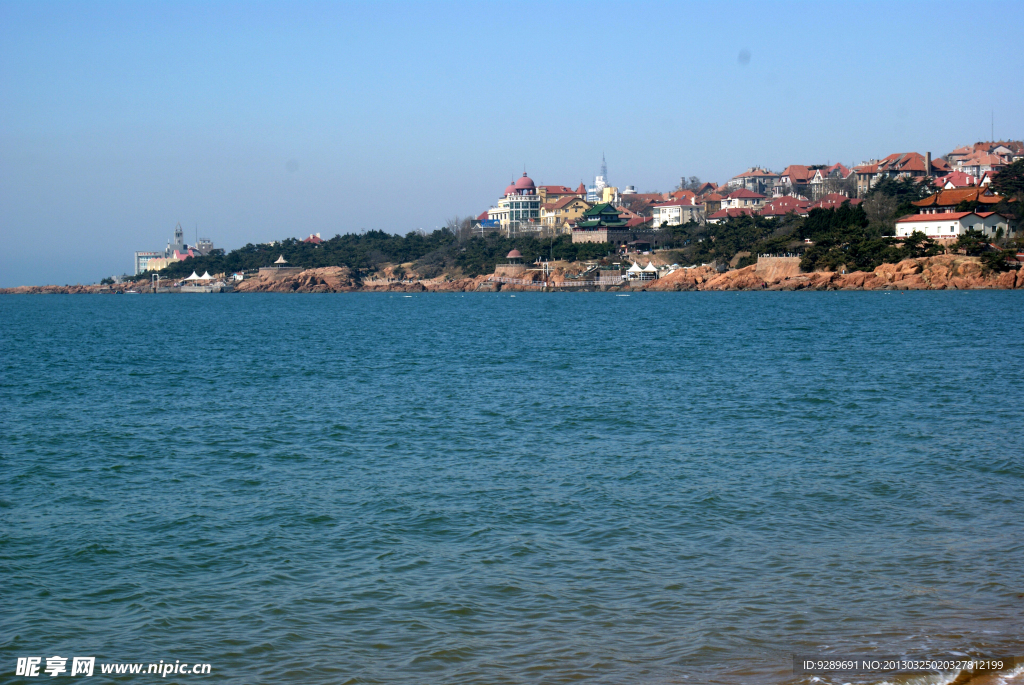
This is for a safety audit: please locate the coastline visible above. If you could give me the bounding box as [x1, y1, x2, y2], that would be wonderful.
[2, 254, 1021, 294]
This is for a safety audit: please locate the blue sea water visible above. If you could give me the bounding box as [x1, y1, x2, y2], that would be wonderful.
[2, 292, 1023, 684]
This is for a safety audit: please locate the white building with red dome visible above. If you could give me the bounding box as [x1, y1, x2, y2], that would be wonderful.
[487, 172, 542, 237]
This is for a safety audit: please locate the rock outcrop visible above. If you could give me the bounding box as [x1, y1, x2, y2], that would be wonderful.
[4, 256, 1020, 294]
[235, 266, 360, 293]
[643, 255, 1021, 291]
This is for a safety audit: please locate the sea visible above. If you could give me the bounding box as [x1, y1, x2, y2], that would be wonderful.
[2, 291, 1023, 685]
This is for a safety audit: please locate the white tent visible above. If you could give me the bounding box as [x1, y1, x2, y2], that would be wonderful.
[200, 271, 213, 280]
[627, 262, 644, 274]
[185, 271, 202, 280]
[274, 255, 288, 265]
[643, 261, 658, 273]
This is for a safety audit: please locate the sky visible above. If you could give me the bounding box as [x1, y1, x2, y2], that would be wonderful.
[1, 1, 1022, 286]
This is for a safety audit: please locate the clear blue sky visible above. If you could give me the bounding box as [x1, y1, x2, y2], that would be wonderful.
[2, 1, 1022, 286]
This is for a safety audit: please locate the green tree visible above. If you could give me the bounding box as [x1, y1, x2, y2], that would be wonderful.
[954, 229, 989, 256]
[990, 159, 1024, 199]
[980, 249, 1016, 272]
[901, 230, 943, 259]
[989, 159, 1024, 223]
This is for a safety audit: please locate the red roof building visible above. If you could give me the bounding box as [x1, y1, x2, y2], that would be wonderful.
[807, 194, 862, 211]
[707, 208, 756, 224]
[911, 187, 1003, 214]
[853, 152, 949, 197]
[722, 188, 767, 210]
[894, 211, 1015, 240]
[760, 196, 811, 217]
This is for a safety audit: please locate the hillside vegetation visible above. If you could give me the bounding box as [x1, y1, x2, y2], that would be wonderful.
[156, 231, 611, 280]
[152, 170, 1022, 280]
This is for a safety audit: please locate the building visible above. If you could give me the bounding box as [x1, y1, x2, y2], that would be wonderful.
[537, 185, 582, 204]
[727, 167, 780, 194]
[807, 193, 862, 211]
[911, 188, 1003, 214]
[133, 222, 217, 275]
[573, 204, 665, 247]
[134, 251, 163, 275]
[853, 152, 949, 197]
[808, 163, 855, 200]
[935, 170, 984, 189]
[894, 211, 1015, 241]
[702, 192, 725, 214]
[494, 249, 527, 277]
[721, 189, 767, 210]
[651, 199, 705, 227]
[586, 154, 609, 203]
[957, 152, 1006, 178]
[707, 208, 756, 224]
[540, 196, 592, 231]
[487, 173, 542, 236]
[576, 203, 629, 230]
[759, 196, 810, 218]
[303, 233, 323, 244]
[773, 165, 817, 197]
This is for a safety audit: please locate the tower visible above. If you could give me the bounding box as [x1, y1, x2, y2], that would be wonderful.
[601, 153, 608, 185]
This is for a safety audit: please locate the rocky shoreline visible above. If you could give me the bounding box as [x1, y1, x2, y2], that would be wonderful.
[3, 255, 1020, 294]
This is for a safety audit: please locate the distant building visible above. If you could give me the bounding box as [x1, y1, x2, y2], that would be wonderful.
[911, 188, 1003, 214]
[494, 249, 528, 277]
[894, 211, 1014, 241]
[759, 196, 810, 218]
[707, 208, 756, 224]
[651, 199, 705, 227]
[540, 196, 592, 232]
[576, 203, 629, 230]
[134, 251, 162, 275]
[134, 222, 216, 275]
[721, 189, 767, 210]
[853, 152, 949, 197]
[727, 167, 780, 194]
[537, 185, 583, 204]
[573, 204, 665, 247]
[487, 173, 542, 237]
[586, 154, 609, 203]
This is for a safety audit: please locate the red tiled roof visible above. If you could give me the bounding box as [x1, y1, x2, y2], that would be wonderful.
[936, 171, 979, 188]
[539, 185, 576, 194]
[896, 212, 974, 223]
[477, 211, 489, 221]
[780, 164, 815, 183]
[823, 163, 853, 177]
[709, 208, 755, 219]
[626, 216, 653, 228]
[912, 188, 1001, 207]
[808, 194, 862, 210]
[733, 168, 779, 179]
[727, 188, 766, 199]
[960, 152, 1005, 166]
[655, 198, 701, 207]
[760, 196, 810, 216]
